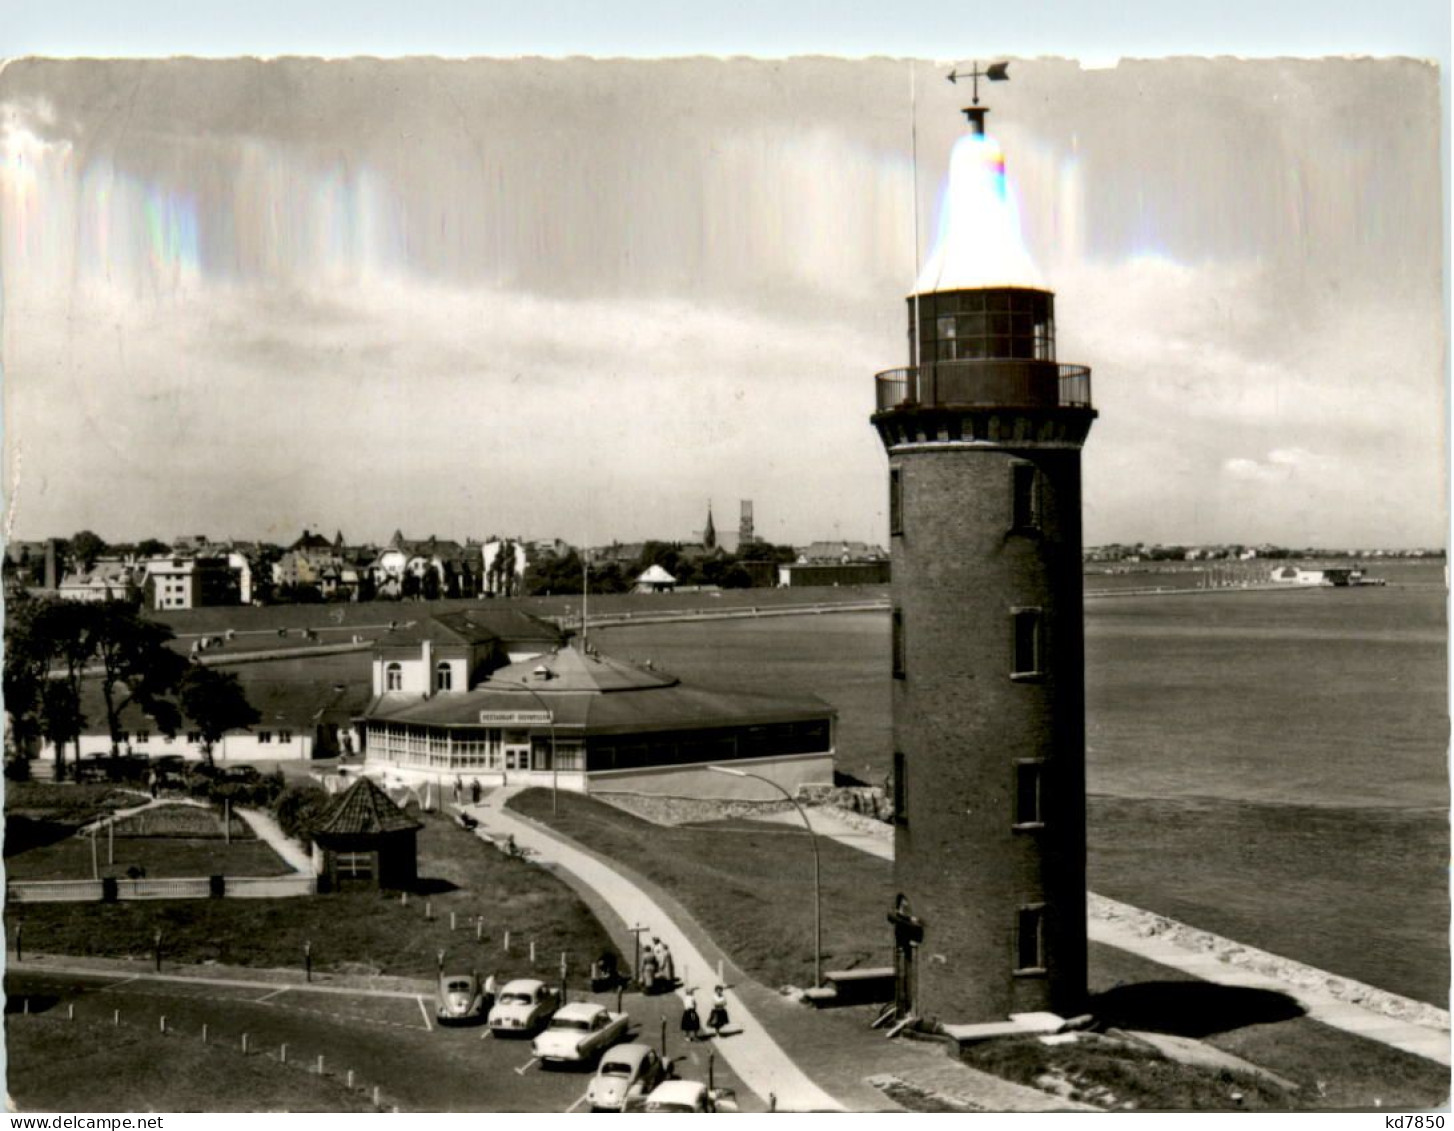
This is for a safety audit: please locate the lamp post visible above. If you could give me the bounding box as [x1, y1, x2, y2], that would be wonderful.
[708, 765, 821, 988]
[493, 679, 559, 816]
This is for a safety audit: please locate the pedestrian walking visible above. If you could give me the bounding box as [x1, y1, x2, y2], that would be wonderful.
[147, 769, 158, 799]
[471, 778, 482, 804]
[680, 990, 701, 1042]
[453, 775, 463, 804]
[707, 985, 730, 1036]
[639, 949, 659, 994]
[657, 941, 675, 987]
[483, 971, 499, 1012]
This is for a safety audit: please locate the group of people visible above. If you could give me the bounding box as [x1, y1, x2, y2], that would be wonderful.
[585, 933, 734, 1042]
[452, 776, 484, 805]
[680, 985, 730, 1041]
[639, 936, 675, 993]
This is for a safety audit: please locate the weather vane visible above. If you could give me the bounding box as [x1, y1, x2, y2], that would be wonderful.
[947, 60, 1010, 105]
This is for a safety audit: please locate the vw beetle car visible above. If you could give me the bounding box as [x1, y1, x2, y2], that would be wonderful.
[435, 972, 485, 1025]
[585, 1042, 668, 1111]
[530, 1001, 629, 1065]
[486, 978, 559, 1035]
[624, 1079, 739, 1113]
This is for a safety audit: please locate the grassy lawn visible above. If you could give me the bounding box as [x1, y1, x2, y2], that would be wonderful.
[6, 783, 151, 861]
[510, 789, 896, 988]
[6, 836, 292, 880]
[5, 1014, 376, 1113]
[509, 789, 1449, 1111]
[9, 810, 619, 981]
[5, 782, 143, 827]
[110, 804, 255, 838]
[1088, 795, 1450, 1008]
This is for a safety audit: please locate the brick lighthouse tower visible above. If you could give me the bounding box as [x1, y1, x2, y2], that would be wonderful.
[877, 76, 1096, 1025]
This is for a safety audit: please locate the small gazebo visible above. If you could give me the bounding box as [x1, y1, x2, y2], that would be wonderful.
[633, 564, 677, 594]
[311, 775, 422, 892]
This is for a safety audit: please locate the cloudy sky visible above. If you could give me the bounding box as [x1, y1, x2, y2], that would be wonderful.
[1, 52, 1444, 549]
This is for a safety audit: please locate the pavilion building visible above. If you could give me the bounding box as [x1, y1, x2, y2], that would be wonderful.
[358, 615, 835, 800]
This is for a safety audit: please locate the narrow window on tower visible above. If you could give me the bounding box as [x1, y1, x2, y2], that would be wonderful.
[1011, 608, 1043, 679]
[1014, 761, 1044, 828]
[1010, 461, 1040, 532]
[1015, 904, 1047, 974]
[893, 751, 908, 826]
[892, 608, 906, 680]
[889, 468, 903, 536]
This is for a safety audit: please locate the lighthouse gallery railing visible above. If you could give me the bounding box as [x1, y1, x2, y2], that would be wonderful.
[874, 361, 1092, 413]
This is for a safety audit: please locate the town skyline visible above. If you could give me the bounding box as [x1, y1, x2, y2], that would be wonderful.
[2, 56, 1445, 551]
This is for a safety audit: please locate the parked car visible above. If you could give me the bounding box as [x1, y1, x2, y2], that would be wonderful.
[585, 1043, 669, 1111]
[219, 763, 263, 784]
[530, 1001, 629, 1066]
[487, 978, 559, 1036]
[436, 972, 486, 1025]
[623, 1080, 739, 1113]
[74, 759, 112, 784]
[153, 755, 187, 788]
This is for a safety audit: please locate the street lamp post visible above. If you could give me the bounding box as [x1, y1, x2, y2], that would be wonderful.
[708, 765, 822, 988]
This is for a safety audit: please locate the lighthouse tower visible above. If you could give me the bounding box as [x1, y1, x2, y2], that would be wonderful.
[876, 98, 1096, 1024]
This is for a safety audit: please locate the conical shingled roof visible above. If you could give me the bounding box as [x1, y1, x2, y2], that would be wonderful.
[316, 775, 422, 837]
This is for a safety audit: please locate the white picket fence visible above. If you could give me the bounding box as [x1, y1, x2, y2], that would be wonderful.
[7, 873, 316, 903]
[5, 880, 104, 903]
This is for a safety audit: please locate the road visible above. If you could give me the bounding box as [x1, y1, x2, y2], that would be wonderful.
[6, 969, 753, 1112]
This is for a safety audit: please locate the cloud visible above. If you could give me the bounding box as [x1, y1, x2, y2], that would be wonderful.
[3, 277, 891, 545]
[2, 58, 1445, 550]
[1223, 448, 1334, 483]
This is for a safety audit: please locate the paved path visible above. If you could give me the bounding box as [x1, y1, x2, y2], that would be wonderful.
[463, 789, 845, 1112]
[752, 808, 1451, 1067]
[77, 793, 203, 835]
[235, 807, 314, 874]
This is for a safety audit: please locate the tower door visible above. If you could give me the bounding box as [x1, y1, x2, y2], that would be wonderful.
[888, 897, 925, 1019]
[894, 939, 918, 1018]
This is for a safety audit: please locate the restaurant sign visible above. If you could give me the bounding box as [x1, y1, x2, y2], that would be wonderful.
[478, 710, 554, 725]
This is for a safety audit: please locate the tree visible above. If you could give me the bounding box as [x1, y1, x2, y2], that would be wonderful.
[273, 783, 332, 841]
[487, 540, 519, 597]
[3, 594, 54, 763]
[31, 600, 98, 781]
[135, 538, 169, 558]
[178, 665, 261, 766]
[720, 563, 753, 589]
[421, 567, 441, 602]
[525, 547, 583, 597]
[92, 601, 189, 756]
[40, 679, 86, 780]
[738, 540, 797, 564]
[591, 561, 631, 595]
[69, 530, 109, 572]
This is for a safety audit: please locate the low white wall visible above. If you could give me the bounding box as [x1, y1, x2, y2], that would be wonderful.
[358, 761, 587, 795]
[587, 753, 835, 801]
